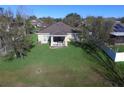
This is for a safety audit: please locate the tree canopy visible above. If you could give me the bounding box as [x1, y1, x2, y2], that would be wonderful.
[29, 15, 37, 20]
[63, 13, 82, 27]
[0, 7, 33, 59]
[119, 17, 124, 23]
[39, 17, 55, 25]
[81, 16, 115, 45]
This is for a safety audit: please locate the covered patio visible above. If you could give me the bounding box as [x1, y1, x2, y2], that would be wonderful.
[50, 35, 67, 47]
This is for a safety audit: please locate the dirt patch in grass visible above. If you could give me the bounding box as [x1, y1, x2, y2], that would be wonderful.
[10, 64, 110, 87]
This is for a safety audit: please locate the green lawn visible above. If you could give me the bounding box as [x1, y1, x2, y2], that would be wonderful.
[0, 34, 111, 86]
[110, 45, 124, 52]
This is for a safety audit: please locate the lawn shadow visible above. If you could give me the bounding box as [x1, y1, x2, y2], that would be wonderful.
[70, 41, 124, 86]
[69, 41, 82, 48]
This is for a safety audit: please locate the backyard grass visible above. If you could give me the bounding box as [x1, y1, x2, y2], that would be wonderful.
[110, 45, 124, 52]
[0, 34, 111, 86]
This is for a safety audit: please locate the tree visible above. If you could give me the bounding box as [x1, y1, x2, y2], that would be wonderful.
[29, 15, 37, 20]
[10, 9, 33, 58]
[0, 7, 33, 59]
[25, 18, 35, 34]
[54, 18, 62, 22]
[80, 16, 124, 86]
[40, 17, 55, 25]
[0, 8, 14, 55]
[82, 39, 124, 86]
[82, 16, 114, 45]
[63, 13, 82, 27]
[119, 17, 124, 23]
[0, 7, 4, 14]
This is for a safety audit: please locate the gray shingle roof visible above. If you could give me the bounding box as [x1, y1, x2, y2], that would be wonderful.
[39, 22, 74, 35]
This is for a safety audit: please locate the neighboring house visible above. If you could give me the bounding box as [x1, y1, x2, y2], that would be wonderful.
[110, 23, 124, 45]
[31, 20, 42, 27]
[31, 20, 50, 28]
[103, 23, 124, 62]
[110, 32, 124, 45]
[30, 20, 37, 27]
[37, 22, 80, 47]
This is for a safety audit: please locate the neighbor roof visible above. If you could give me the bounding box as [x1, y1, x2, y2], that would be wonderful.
[110, 32, 124, 36]
[39, 22, 75, 35]
[113, 23, 124, 32]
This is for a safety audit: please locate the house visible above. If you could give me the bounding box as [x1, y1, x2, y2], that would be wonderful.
[110, 23, 124, 45]
[110, 32, 124, 45]
[102, 23, 124, 62]
[30, 20, 38, 27]
[37, 22, 80, 47]
[31, 20, 49, 28]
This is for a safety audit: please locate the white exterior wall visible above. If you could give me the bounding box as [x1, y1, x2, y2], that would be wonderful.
[37, 33, 50, 44]
[65, 33, 78, 42]
[65, 33, 73, 42]
[64, 33, 75, 46]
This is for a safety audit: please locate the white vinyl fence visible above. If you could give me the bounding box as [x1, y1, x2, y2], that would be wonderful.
[115, 53, 124, 62]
